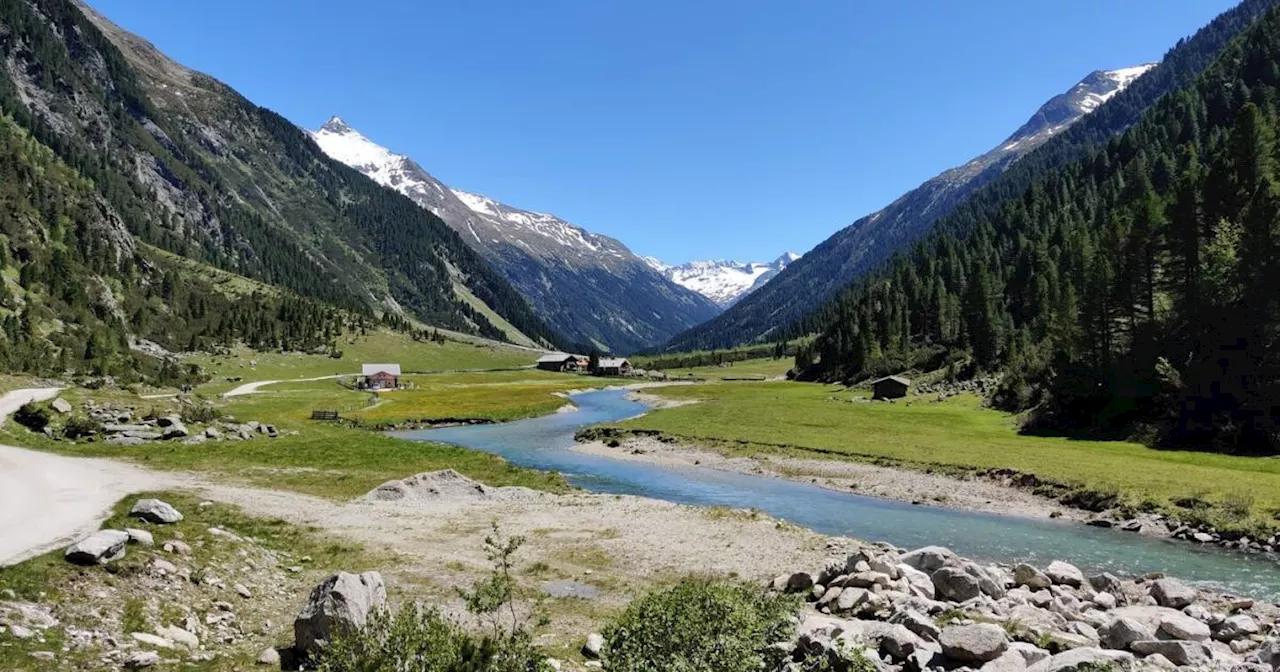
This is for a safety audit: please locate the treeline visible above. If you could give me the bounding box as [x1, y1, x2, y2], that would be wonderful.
[798, 4, 1280, 453]
[635, 342, 795, 371]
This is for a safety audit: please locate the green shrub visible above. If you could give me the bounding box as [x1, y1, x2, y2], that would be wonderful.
[13, 402, 50, 432]
[316, 602, 549, 672]
[62, 415, 102, 439]
[180, 403, 220, 424]
[602, 579, 800, 672]
[316, 524, 551, 672]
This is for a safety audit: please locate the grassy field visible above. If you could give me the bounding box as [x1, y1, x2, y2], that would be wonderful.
[190, 329, 538, 395]
[657, 357, 794, 381]
[615, 381, 1280, 533]
[347, 370, 611, 425]
[2, 373, 569, 499]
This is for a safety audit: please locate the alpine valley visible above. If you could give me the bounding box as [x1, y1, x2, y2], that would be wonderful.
[310, 118, 720, 353]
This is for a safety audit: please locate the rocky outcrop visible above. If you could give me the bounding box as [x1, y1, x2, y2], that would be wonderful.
[765, 540, 1279, 672]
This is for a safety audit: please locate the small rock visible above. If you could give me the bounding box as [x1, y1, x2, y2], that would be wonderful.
[1043, 647, 1134, 672]
[51, 398, 72, 414]
[900, 546, 957, 573]
[152, 558, 178, 574]
[156, 625, 198, 651]
[256, 647, 281, 666]
[130, 499, 183, 524]
[28, 651, 54, 661]
[125, 529, 154, 546]
[124, 651, 161, 669]
[163, 540, 192, 556]
[9, 624, 34, 639]
[1214, 613, 1260, 641]
[583, 632, 605, 659]
[131, 632, 173, 649]
[234, 584, 253, 599]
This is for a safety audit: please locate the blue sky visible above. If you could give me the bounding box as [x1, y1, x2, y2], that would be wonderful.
[90, 0, 1235, 265]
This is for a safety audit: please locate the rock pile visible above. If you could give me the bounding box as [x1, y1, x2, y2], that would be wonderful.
[62, 400, 281, 446]
[767, 541, 1278, 671]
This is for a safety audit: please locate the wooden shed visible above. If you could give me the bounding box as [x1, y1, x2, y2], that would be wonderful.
[362, 363, 402, 390]
[871, 375, 910, 399]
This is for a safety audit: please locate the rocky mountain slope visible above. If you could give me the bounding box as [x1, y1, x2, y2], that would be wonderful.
[310, 118, 720, 353]
[0, 0, 565, 354]
[643, 253, 800, 306]
[662, 65, 1156, 352]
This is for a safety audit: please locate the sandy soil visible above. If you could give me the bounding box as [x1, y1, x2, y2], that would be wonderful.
[572, 435, 1086, 523]
[189, 472, 837, 635]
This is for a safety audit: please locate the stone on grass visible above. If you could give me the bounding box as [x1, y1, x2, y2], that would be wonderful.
[294, 571, 386, 657]
[256, 647, 281, 666]
[583, 632, 604, 659]
[156, 625, 198, 650]
[124, 651, 161, 669]
[1099, 616, 1152, 651]
[1045, 561, 1084, 588]
[65, 530, 129, 565]
[1013, 563, 1052, 590]
[50, 398, 72, 414]
[1149, 578, 1195, 609]
[939, 623, 1008, 664]
[1157, 612, 1209, 642]
[130, 499, 183, 524]
[125, 529, 154, 546]
[932, 566, 982, 602]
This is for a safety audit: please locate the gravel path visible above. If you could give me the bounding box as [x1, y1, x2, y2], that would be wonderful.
[221, 374, 348, 397]
[0, 388, 175, 566]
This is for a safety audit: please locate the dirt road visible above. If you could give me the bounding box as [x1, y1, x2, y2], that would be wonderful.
[0, 388, 173, 566]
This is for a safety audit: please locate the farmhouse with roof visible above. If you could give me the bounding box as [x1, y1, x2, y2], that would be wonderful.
[595, 357, 633, 377]
[871, 375, 910, 400]
[536, 352, 588, 373]
[361, 363, 402, 390]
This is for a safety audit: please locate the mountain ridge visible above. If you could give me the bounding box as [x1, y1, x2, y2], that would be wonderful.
[309, 117, 720, 353]
[661, 63, 1160, 352]
[642, 253, 800, 307]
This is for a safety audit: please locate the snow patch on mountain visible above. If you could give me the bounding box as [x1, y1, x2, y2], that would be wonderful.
[649, 253, 800, 306]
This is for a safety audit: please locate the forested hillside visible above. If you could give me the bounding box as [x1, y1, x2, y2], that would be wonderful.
[665, 0, 1277, 353]
[0, 111, 358, 381]
[0, 0, 563, 349]
[798, 3, 1280, 452]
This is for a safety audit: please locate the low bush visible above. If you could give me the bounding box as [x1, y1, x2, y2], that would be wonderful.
[180, 404, 221, 424]
[13, 402, 50, 432]
[601, 578, 800, 672]
[62, 415, 102, 439]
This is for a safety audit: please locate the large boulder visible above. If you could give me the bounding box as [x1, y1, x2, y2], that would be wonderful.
[1157, 612, 1209, 642]
[1043, 647, 1135, 672]
[900, 546, 957, 573]
[1098, 617, 1152, 651]
[1045, 561, 1084, 588]
[1148, 578, 1195, 609]
[293, 571, 386, 657]
[130, 499, 183, 524]
[65, 530, 129, 565]
[1013, 563, 1052, 590]
[932, 566, 982, 602]
[940, 623, 1009, 664]
[1131, 639, 1210, 667]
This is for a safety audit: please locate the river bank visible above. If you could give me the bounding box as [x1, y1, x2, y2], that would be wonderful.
[571, 433, 1090, 524]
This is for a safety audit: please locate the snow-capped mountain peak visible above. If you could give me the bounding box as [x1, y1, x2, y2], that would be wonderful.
[649, 254, 800, 306]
